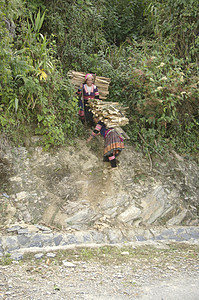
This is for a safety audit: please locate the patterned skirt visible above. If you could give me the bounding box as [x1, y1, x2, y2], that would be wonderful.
[104, 130, 124, 157]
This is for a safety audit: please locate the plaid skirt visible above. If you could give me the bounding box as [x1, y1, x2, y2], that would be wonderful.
[104, 130, 124, 157]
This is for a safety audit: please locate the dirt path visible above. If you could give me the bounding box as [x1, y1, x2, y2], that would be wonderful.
[0, 242, 199, 299]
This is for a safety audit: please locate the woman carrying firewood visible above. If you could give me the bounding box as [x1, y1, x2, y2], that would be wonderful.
[87, 117, 124, 168]
[77, 73, 99, 127]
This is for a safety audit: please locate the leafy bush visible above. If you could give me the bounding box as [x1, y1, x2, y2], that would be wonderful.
[143, 0, 199, 62]
[0, 2, 80, 148]
[0, 0, 198, 159]
[41, 0, 107, 71]
[121, 42, 199, 155]
[102, 0, 145, 44]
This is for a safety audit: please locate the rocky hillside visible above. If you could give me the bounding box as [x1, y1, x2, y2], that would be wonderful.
[0, 135, 199, 234]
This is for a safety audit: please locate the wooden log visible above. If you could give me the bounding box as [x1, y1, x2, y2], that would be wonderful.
[114, 127, 130, 139]
[68, 70, 111, 100]
[69, 73, 110, 86]
[88, 100, 129, 127]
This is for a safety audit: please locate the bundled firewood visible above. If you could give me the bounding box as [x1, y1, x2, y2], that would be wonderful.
[88, 99, 129, 128]
[68, 70, 111, 100]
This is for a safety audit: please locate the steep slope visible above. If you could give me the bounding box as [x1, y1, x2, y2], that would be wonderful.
[0, 136, 198, 233]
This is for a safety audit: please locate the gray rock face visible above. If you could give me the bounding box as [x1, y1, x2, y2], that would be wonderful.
[106, 228, 124, 244]
[0, 137, 198, 233]
[140, 186, 166, 224]
[0, 239, 3, 256]
[64, 208, 97, 225]
[167, 209, 188, 226]
[5, 236, 19, 252]
[0, 226, 199, 255]
[54, 235, 63, 246]
[118, 206, 141, 224]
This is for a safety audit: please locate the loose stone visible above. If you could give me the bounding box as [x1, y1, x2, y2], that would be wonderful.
[121, 251, 130, 256]
[62, 261, 76, 268]
[10, 253, 23, 261]
[34, 253, 44, 259]
[46, 252, 56, 258]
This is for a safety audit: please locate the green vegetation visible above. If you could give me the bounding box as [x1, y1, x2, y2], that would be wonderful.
[0, 253, 12, 265]
[0, 0, 198, 158]
[1, 243, 198, 267]
[21, 243, 199, 267]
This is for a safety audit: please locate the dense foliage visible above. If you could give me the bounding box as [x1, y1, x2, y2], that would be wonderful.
[0, 0, 79, 149]
[0, 0, 198, 158]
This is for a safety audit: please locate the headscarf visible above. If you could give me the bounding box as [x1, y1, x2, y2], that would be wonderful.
[85, 73, 93, 81]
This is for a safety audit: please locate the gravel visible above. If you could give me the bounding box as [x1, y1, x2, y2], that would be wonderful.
[0, 242, 199, 299]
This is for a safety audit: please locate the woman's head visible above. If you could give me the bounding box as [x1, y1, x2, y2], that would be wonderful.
[85, 73, 94, 86]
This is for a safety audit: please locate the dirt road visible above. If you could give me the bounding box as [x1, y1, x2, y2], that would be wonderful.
[0, 242, 199, 299]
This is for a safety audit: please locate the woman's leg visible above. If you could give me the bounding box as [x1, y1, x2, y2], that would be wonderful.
[108, 154, 117, 168]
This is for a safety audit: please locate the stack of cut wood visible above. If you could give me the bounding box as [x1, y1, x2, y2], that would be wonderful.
[68, 70, 111, 100]
[88, 99, 129, 128]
